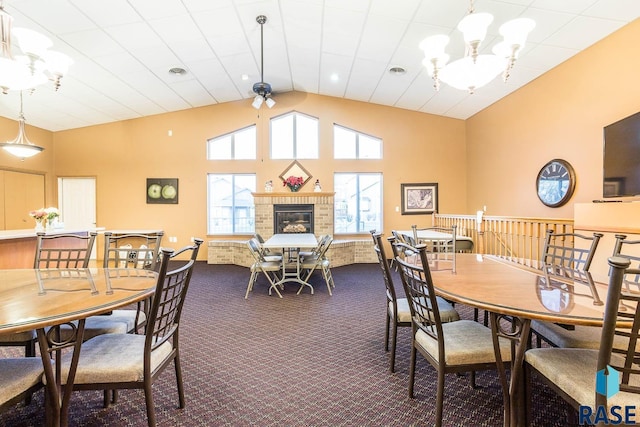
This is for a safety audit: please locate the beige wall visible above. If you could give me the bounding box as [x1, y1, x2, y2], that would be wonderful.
[52, 92, 466, 257]
[466, 19, 640, 218]
[3, 18, 639, 259]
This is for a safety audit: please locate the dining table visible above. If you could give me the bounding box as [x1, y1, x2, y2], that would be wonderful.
[426, 253, 625, 427]
[0, 267, 158, 427]
[262, 233, 319, 294]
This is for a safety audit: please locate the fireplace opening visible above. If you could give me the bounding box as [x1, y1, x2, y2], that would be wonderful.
[274, 204, 314, 234]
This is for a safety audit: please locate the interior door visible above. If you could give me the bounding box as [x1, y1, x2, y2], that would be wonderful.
[58, 177, 97, 258]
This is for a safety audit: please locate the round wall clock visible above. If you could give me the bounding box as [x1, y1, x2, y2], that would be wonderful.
[536, 159, 576, 207]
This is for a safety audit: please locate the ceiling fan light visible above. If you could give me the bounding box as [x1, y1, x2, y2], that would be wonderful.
[252, 95, 263, 109]
[265, 97, 275, 108]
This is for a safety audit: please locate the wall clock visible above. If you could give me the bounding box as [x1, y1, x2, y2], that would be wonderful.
[536, 159, 576, 207]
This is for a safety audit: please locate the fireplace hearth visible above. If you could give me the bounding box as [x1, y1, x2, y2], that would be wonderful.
[274, 204, 314, 234]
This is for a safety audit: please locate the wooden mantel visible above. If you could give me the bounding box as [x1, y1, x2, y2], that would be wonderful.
[252, 192, 336, 198]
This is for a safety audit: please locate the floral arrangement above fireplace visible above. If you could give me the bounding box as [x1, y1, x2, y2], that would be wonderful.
[283, 175, 304, 192]
[279, 160, 312, 192]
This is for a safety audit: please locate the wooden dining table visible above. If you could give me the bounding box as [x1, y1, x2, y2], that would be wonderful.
[0, 267, 157, 427]
[426, 253, 623, 427]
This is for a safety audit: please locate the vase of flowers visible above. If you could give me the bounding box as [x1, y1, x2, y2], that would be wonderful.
[283, 176, 303, 192]
[45, 207, 60, 230]
[29, 209, 47, 231]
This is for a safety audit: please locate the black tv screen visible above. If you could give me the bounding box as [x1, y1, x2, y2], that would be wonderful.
[603, 111, 640, 198]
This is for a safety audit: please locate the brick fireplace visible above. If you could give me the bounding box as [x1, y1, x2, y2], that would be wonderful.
[253, 192, 334, 239]
[207, 191, 377, 267]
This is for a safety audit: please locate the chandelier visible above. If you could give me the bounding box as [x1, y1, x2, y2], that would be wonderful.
[0, 91, 44, 159]
[0, 1, 73, 94]
[420, 0, 535, 94]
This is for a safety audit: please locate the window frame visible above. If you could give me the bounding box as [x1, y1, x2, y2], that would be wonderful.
[333, 124, 382, 159]
[333, 172, 383, 234]
[270, 111, 319, 159]
[207, 173, 256, 235]
[207, 124, 257, 160]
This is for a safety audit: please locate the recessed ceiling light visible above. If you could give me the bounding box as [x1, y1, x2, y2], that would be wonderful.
[241, 74, 249, 81]
[389, 66, 406, 75]
[330, 73, 339, 82]
[169, 67, 187, 75]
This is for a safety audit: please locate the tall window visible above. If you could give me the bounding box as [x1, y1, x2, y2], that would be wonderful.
[207, 174, 256, 234]
[334, 125, 382, 159]
[207, 125, 256, 160]
[334, 173, 382, 233]
[271, 112, 319, 159]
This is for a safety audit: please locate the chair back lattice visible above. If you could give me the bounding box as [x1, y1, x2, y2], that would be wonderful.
[411, 224, 458, 273]
[103, 231, 164, 271]
[370, 231, 399, 305]
[613, 235, 640, 293]
[390, 240, 443, 342]
[145, 239, 202, 355]
[596, 257, 640, 407]
[541, 230, 603, 303]
[34, 232, 97, 269]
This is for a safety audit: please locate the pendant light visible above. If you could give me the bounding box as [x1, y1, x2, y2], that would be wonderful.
[0, 91, 44, 159]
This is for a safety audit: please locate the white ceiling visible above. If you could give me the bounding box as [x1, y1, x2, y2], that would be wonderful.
[0, 0, 638, 132]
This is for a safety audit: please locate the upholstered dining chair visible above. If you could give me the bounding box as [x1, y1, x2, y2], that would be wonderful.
[391, 240, 511, 427]
[0, 358, 44, 414]
[529, 230, 603, 348]
[246, 237, 283, 298]
[371, 231, 459, 373]
[0, 232, 98, 365]
[524, 256, 640, 426]
[102, 231, 165, 335]
[58, 239, 202, 427]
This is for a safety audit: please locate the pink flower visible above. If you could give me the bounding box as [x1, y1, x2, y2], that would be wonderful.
[283, 176, 303, 186]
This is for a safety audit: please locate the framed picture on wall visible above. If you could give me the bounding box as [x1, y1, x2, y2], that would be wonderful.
[401, 183, 438, 215]
[146, 178, 179, 204]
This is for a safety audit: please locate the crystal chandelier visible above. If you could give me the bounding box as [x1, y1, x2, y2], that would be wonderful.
[0, 91, 44, 159]
[0, 1, 73, 94]
[420, 0, 535, 94]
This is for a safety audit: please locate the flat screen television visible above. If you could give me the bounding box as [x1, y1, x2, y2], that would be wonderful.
[603, 111, 640, 198]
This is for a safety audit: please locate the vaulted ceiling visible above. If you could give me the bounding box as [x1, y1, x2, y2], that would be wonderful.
[0, 0, 638, 132]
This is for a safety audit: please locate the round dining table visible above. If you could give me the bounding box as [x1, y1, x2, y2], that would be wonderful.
[0, 267, 157, 427]
[426, 253, 628, 427]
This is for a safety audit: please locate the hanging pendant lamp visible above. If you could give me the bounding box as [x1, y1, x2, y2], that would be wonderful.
[0, 91, 44, 159]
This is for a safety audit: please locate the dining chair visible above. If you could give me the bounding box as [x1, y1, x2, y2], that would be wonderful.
[524, 256, 640, 425]
[58, 239, 202, 427]
[102, 231, 165, 335]
[253, 233, 282, 261]
[391, 240, 511, 427]
[0, 357, 44, 414]
[245, 237, 283, 298]
[371, 232, 460, 373]
[299, 235, 334, 295]
[530, 230, 603, 348]
[0, 232, 99, 372]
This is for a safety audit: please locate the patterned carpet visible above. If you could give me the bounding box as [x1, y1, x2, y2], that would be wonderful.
[0, 262, 569, 426]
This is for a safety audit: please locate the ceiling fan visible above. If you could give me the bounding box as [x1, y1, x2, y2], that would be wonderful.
[251, 15, 275, 109]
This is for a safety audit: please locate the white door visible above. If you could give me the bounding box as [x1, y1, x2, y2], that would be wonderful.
[58, 177, 97, 229]
[58, 177, 97, 258]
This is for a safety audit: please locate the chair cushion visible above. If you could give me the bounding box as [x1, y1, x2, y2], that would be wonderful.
[0, 330, 36, 342]
[393, 297, 460, 324]
[60, 334, 173, 384]
[525, 348, 640, 407]
[530, 320, 629, 350]
[56, 309, 146, 341]
[0, 358, 43, 405]
[415, 319, 512, 366]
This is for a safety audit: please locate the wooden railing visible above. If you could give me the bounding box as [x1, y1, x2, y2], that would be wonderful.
[433, 213, 574, 268]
